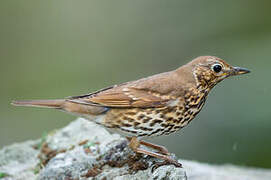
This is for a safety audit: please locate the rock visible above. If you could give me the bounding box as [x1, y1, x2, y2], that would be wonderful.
[0, 118, 271, 180]
[0, 140, 39, 180]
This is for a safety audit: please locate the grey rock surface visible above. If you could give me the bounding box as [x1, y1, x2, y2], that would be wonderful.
[0, 118, 270, 180]
[0, 140, 39, 180]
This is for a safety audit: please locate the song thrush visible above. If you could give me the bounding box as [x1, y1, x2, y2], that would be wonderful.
[12, 56, 250, 168]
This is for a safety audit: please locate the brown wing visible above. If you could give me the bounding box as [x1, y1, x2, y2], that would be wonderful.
[67, 86, 170, 108]
[67, 70, 179, 108]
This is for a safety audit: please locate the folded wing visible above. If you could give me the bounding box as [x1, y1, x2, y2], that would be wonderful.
[68, 86, 170, 108]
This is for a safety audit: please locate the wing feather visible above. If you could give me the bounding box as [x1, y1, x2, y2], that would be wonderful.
[67, 71, 178, 108]
[68, 86, 170, 108]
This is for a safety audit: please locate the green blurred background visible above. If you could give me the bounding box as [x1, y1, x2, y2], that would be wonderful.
[1, 0, 271, 168]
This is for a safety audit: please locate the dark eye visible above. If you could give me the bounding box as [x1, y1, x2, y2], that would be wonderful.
[212, 64, 222, 73]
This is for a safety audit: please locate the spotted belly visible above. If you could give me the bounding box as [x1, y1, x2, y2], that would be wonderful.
[102, 102, 204, 137]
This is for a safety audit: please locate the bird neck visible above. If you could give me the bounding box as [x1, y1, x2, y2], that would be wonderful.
[175, 64, 211, 93]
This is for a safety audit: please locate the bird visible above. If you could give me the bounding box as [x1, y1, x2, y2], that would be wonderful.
[12, 56, 250, 168]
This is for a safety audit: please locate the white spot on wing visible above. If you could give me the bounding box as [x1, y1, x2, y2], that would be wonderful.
[122, 88, 129, 92]
[124, 92, 130, 96]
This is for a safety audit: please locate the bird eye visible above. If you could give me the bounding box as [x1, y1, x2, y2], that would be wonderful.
[212, 64, 222, 73]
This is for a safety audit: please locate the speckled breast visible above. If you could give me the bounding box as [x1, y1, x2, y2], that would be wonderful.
[103, 89, 208, 137]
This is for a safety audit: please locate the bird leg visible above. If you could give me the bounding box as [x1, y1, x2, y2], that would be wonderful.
[128, 137, 182, 170]
[138, 140, 170, 155]
[126, 137, 170, 155]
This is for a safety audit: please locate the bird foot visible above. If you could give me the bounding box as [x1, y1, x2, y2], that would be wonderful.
[127, 136, 182, 173]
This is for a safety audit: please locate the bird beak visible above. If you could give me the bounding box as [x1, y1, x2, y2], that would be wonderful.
[231, 67, 251, 76]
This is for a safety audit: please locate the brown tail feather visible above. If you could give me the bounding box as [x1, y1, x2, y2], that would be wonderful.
[11, 99, 65, 109]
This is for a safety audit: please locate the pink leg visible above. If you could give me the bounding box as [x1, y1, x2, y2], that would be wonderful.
[126, 137, 170, 155]
[128, 137, 182, 170]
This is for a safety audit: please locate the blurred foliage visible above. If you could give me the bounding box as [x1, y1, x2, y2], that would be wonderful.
[0, 172, 8, 178]
[0, 0, 271, 168]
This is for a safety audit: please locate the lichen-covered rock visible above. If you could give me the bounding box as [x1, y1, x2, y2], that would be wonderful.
[0, 118, 271, 180]
[0, 140, 39, 180]
[37, 118, 186, 180]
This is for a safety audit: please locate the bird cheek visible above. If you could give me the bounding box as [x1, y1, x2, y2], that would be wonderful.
[221, 72, 228, 78]
[217, 73, 228, 81]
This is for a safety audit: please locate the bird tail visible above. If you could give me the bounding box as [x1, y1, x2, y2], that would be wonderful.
[11, 99, 65, 109]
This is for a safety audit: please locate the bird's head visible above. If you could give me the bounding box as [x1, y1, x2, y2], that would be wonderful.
[188, 56, 250, 89]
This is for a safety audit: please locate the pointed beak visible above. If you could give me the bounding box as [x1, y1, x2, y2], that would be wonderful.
[231, 67, 251, 76]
